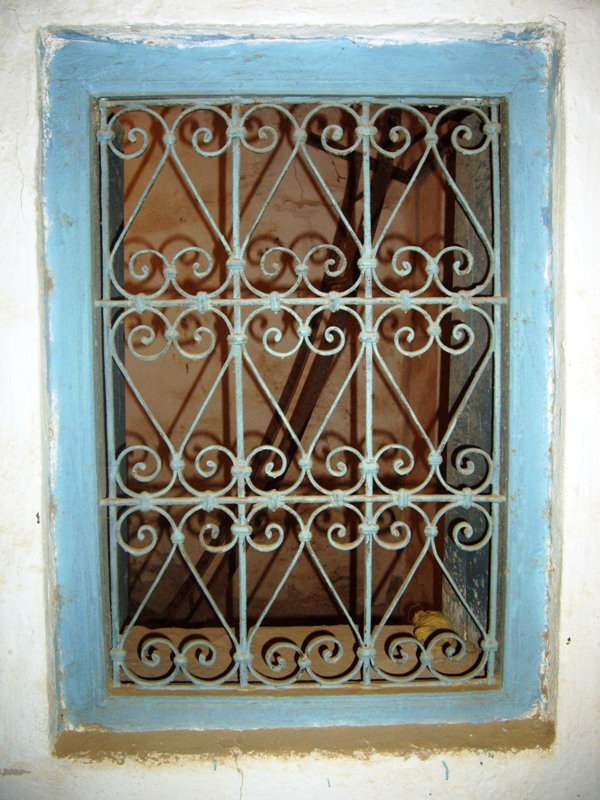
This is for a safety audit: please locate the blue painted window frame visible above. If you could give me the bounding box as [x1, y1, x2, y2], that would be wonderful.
[43, 31, 558, 731]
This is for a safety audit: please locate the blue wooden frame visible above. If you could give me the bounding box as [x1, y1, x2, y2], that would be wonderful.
[43, 30, 558, 731]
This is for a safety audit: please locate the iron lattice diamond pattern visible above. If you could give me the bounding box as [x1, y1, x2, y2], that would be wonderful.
[97, 100, 504, 689]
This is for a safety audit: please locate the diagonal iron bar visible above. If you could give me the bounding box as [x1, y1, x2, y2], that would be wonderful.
[161, 111, 461, 624]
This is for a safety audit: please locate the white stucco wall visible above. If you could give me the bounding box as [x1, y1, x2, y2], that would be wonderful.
[0, 0, 598, 797]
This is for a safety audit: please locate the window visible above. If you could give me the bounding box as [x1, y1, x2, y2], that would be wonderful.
[44, 32, 557, 730]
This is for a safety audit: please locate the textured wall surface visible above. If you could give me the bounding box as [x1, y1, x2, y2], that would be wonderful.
[0, 0, 599, 798]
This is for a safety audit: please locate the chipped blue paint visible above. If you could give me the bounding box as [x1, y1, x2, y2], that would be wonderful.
[43, 30, 559, 732]
[542, 206, 550, 227]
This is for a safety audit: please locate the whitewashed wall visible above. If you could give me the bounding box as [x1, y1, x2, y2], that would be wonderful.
[0, 1, 598, 797]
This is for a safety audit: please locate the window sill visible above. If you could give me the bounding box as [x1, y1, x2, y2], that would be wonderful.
[54, 719, 554, 761]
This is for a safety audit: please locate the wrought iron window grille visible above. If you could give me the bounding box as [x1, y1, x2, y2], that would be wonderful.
[98, 98, 505, 691]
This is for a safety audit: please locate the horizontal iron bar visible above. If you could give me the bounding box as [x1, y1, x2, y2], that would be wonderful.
[111, 675, 498, 693]
[96, 295, 507, 309]
[101, 493, 506, 507]
[102, 97, 501, 108]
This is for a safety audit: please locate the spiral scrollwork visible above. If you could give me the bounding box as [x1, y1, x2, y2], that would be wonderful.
[261, 640, 302, 680]
[129, 447, 161, 483]
[171, 246, 214, 286]
[302, 244, 349, 288]
[452, 446, 494, 492]
[118, 306, 173, 362]
[375, 519, 412, 551]
[387, 635, 418, 667]
[168, 308, 217, 360]
[449, 504, 493, 551]
[245, 510, 286, 553]
[369, 120, 412, 159]
[259, 246, 300, 280]
[437, 245, 475, 280]
[369, 103, 430, 158]
[435, 305, 477, 355]
[105, 106, 168, 160]
[191, 124, 223, 155]
[139, 636, 177, 669]
[195, 521, 236, 554]
[300, 104, 362, 157]
[126, 248, 170, 291]
[305, 634, 345, 670]
[113, 446, 163, 496]
[325, 521, 360, 551]
[372, 444, 415, 493]
[426, 630, 467, 662]
[321, 503, 365, 551]
[131, 635, 234, 686]
[425, 634, 488, 683]
[245, 445, 288, 493]
[390, 305, 433, 358]
[433, 105, 497, 156]
[121, 126, 150, 158]
[322, 445, 364, 491]
[321, 123, 349, 152]
[192, 446, 236, 492]
[257, 306, 303, 358]
[324, 445, 354, 479]
[382, 303, 480, 358]
[239, 104, 291, 154]
[179, 638, 218, 669]
[368, 635, 428, 683]
[183, 105, 233, 157]
[116, 507, 161, 556]
[303, 307, 348, 356]
[260, 632, 354, 685]
[391, 245, 437, 283]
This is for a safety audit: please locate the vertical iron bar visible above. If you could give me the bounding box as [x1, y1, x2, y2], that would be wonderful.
[488, 101, 502, 678]
[361, 103, 374, 685]
[230, 103, 249, 686]
[98, 99, 121, 686]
